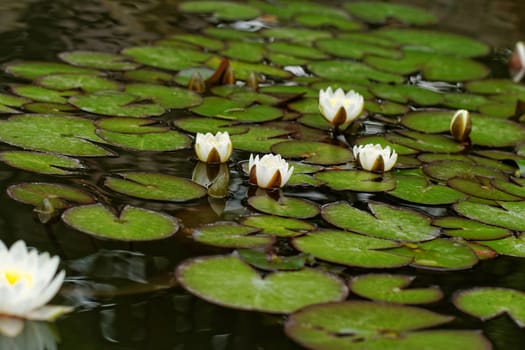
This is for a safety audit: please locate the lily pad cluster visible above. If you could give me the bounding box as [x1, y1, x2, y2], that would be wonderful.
[0, 0, 523, 348]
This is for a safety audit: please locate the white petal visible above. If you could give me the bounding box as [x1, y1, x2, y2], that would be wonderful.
[25, 305, 74, 321]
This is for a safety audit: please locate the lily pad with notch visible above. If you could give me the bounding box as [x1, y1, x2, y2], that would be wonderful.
[389, 238, 479, 270]
[424, 160, 505, 181]
[206, 56, 291, 80]
[70, 91, 165, 118]
[370, 84, 443, 106]
[7, 182, 95, 209]
[322, 201, 439, 242]
[59, 51, 139, 70]
[223, 41, 265, 62]
[176, 255, 347, 314]
[285, 301, 490, 350]
[95, 117, 169, 134]
[161, 34, 224, 51]
[491, 177, 525, 198]
[97, 129, 191, 151]
[454, 287, 525, 327]
[104, 172, 206, 202]
[386, 130, 464, 153]
[4, 61, 99, 80]
[292, 230, 413, 268]
[62, 203, 179, 241]
[389, 175, 466, 205]
[261, 27, 332, 43]
[475, 235, 525, 258]
[308, 60, 403, 84]
[124, 68, 174, 84]
[248, 194, 319, 219]
[315, 170, 396, 192]
[454, 201, 525, 231]
[11, 85, 77, 104]
[272, 141, 353, 165]
[315, 38, 401, 60]
[0, 150, 86, 175]
[0, 114, 112, 157]
[192, 222, 273, 248]
[267, 42, 328, 60]
[433, 217, 511, 240]
[349, 274, 443, 304]
[237, 249, 308, 271]
[122, 46, 210, 71]
[240, 215, 315, 237]
[36, 74, 121, 93]
[231, 126, 291, 153]
[125, 83, 202, 109]
[448, 177, 522, 201]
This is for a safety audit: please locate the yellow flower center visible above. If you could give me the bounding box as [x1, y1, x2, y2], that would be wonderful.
[329, 98, 351, 107]
[3, 269, 32, 286]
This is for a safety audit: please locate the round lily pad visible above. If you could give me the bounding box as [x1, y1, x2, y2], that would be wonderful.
[23, 102, 77, 114]
[315, 170, 396, 192]
[240, 215, 315, 237]
[492, 177, 525, 198]
[59, 51, 139, 70]
[95, 117, 169, 134]
[178, 1, 260, 20]
[476, 235, 525, 257]
[389, 239, 479, 270]
[433, 217, 511, 240]
[222, 41, 265, 62]
[285, 301, 490, 350]
[355, 135, 418, 155]
[11, 85, 75, 104]
[247, 194, 319, 219]
[206, 56, 291, 80]
[389, 175, 466, 205]
[104, 172, 206, 202]
[322, 201, 439, 242]
[295, 13, 363, 31]
[316, 38, 401, 60]
[386, 131, 464, 153]
[125, 83, 202, 109]
[308, 60, 403, 84]
[0, 150, 85, 175]
[62, 203, 179, 241]
[4, 61, 98, 80]
[262, 27, 332, 43]
[163, 34, 224, 51]
[192, 222, 273, 248]
[124, 68, 174, 84]
[7, 182, 95, 209]
[454, 287, 525, 327]
[424, 160, 505, 181]
[292, 230, 412, 269]
[237, 249, 308, 271]
[69, 91, 165, 118]
[448, 178, 521, 201]
[231, 127, 290, 153]
[344, 2, 437, 25]
[97, 129, 191, 151]
[454, 201, 525, 231]
[173, 117, 248, 135]
[122, 46, 210, 71]
[176, 255, 347, 313]
[370, 84, 443, 106]
[0, 114, 112, 157]
[272, 141, 353, 165]
[349, 274, 443, 304]
[36, 74, 121, 93]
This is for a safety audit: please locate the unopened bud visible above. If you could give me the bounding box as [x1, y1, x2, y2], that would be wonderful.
[188, 72, 205, 93]
[510, 42, 525, 82]
[450, 109, 471, 143]
[246, 72, 260, 90]
[221, 66, 235, 85]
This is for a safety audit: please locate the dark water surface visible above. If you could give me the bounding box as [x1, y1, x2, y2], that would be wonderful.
[0, 0, 525, 349]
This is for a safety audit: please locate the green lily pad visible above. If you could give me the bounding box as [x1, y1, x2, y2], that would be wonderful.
[0, 151, 85, 175]
[104, 172, 206, 202]
[237, 249, 308, 271]
[204, 27, 259, 40]
[0, 114, 112, 156]
[62, 203, 179, 241]
[316, 38, 401, 60]
[491, 177, 525, 198]
[455, 201, 525, 231]
[285, 301, 490, 350]
[178, 1, 260, 20]
[345, 2, 437, 25]
[173, 117, 248, 135]
[292, 230, 412, 268]
[206, 56, 291, 80]
[162, 34, 224, 51]
[272, 141, 353, 165]
[97, 129, 190, 151]
[295, 13, 363, 31]
[389, 175, 466, 205]
[23, 102, 77, 114]
[124, 68, 174, 84]
[442, 93, 491, 110]
[287, 173, 325, 187]
[367, 100, 409, 115]
[366, 50, 489, 82]
[122, 46, 210, 71]
[192, 222, 273, 248]
[95, 117, 169, 134]
[370, 84, 442, 106]
[11, 85, 76, 104]
[267, 42, 327, 60]
[315, 170, 396, 192]
[355, 135, 418, 155]
[59, 51, 139, 70]
[240, 215, 315, 237]
[433, 217, 511, 240]
[448, 178, 521, 201]
[231, 126, 290, 152]
[424, 160, 505, 181]
[386, 131, 464, 153]
[4, 61, 98, 80]
[308, 60, 403, 84]
[250, 0, 347, 20]
[376, 29, 490, 57]
[390, 239, 479, 270]
[36, 73, 121, 93]
[466, 79, 525, 95]
[349, 274, 443, 304]
[454, 288, 525, 327]
[223, 41, 264, 62]
[0, 93, 29, 107]
[476, 235, 525, 257]
[322, 201, 439, 242]
[7, 182, 95, 209]
[287, 98, 319, 114]
[124, 84, 202, 109]
[248, 194, 319, 219]
[262, 27, 332, 43]
[176, 255, 347, 313]
[69, 91, 165, 118]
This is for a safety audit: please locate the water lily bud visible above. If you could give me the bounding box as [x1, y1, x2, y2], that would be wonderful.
[353, 144, 397, 172]
[248, 153, 294, 189]
[319, 87, 364, 126]
[221, 66, 235, 85]
[450, 109, 471, 142]
[194, 132, 232, 163]
[0, 240, 72, 337]
[509, 41, 525, 82]
[246, 72, 260, 90]
[188, 72, 205, 93]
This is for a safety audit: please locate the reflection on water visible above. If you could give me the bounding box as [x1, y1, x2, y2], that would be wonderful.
[0, 0, 524, 349]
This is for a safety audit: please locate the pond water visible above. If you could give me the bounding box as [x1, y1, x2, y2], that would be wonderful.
[1, 0, 525, 349]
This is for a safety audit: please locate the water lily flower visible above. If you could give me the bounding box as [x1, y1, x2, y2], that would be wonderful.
[194, 132, 232, 163]
[0, 240, 72, 337]
[319, 87, 364, 126]
[353, 144, 397, 172]
[509, 41, 525, 82]
[248, 154, 294, 189]
[450, 109, 471, 142]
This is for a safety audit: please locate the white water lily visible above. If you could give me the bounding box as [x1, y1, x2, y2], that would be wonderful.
[248, 154, 294, 189]
[450, 109, 471, 142]
[510, 41, 525, 82]
[319, 87, 364, 126]
[353, 144, 397, 172]
[0, 240, 72, 337]
[194, 132, 233, 163]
